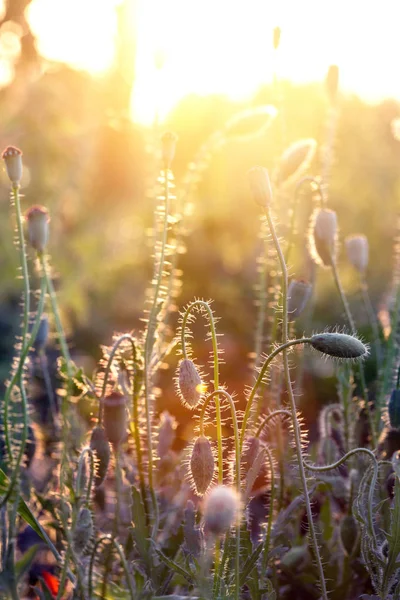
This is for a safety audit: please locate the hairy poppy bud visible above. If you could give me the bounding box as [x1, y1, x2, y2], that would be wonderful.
[72, 507, 93, 555]
[161, 131, 178, 169]
[2, 145, 22, 185]
[178, 359, 203, 408]
[248, 166, 273, 208]
[389, 389, 400, 430]
[345, 234, 369, 274]
[90, 426, 111, 486]
[288, 279, 313, 320]
[340, 515, 358, 556]
[310, 208, 337, 267]
[102, 392, 127, 447]
[203, 486, 240, 535]
[276, 139, 317, 186]
[190, 435, 214, 496]
[325, 65, 339, 102]
[25, 205, 50, 253]
[310, 332, 368, 360]
[273, 26, 281, 50]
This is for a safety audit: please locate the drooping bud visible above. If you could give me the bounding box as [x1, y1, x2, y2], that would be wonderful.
[248, 166, 273, 208]
[276, 139, 317, 186]
[190, 436, 215, 496]
[224, 105, 277, 142]
[102, 392, 127, 447]
[203, 486, 240, 535]
[90, 426, 111, 486]
[161, 131, 178, 169]
[178, 359, 203, 408]
[325, 65, 339, 102]
[25, 205, 50, 253]
[345, 234, 369, 274]
[273, 26, 281, 50]
[157, 411, 177, 457]
[2, 145, 23, 186]
[310, 332, 368, 360]
[287, 279, 313, 320]
[310, 208, 338, 267]
[389, 389, 400, 430]
[340, 515, 358, 556]
[72, 507, 93, 555]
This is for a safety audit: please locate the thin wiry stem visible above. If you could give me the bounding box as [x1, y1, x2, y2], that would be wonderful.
[89, 535, 135, 600]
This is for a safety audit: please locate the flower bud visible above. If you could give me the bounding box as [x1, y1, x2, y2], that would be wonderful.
[161, 131, 178, 169]
[203, 486, 240, 535]
[190, 435, 215, 496]
[345, 234, 369, 274]
[72, 507, 93, 555]
[90, 426, 111, 486]
[287, 279, 313, 320]
[248, 166, 273, 208]
[2, 145, 22, 185]
[310, 208, 337, 267]
[25, 205, 50, 253]
[310, 332, 368, 360]
[276, 139, 317, 186]
[273, 26, 281, 50]
[340, 515, 358, 556]
[178, 359, 203, 408]
[102, 392, 127, 447]
[325, 65, 339, 102]
[157, 411, 177, 457]
[389, 389, 400, 430]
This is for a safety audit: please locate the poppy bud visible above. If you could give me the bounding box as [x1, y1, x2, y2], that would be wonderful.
[2, 145, 23, 186]
[310, 333, 368, 360]
[25, 205, 50, 253]
[72, 507, 93, 555]
[310, 208, 338, 267]
[276, 139, 317, 186]
[90, 426, 111, 486]
[203, 486, 240, 535]
[345, 234, 369, 274]
[190, 435, 215, 496]
[102, 392, 127, 447]
[248, 166, 273, 208]
[287, 279, 313, 320]
[178, 359, 203, 408]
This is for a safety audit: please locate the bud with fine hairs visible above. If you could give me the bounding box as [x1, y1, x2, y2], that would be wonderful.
[273, 26, 281, 50]
[276, 139, 317, 186]
[2, 145, 23, 186]
[161, 131, 178, 169]
[309, 208, 338, 267]
[345, 234, 369, 274]
[177, 359, 203, 408]
[325, 64, 339, 102]
[25, 205, 50, 254]
[102, 391, 127, 447]
[72, 507, 94, 555]
[203, 486, 240, 535]
[190, 435, 215, 496]
[310, 332, 369, 360]
[248, 166, 273, 208]
[288, 279, 313, 320]
[90, 426, 111, 486]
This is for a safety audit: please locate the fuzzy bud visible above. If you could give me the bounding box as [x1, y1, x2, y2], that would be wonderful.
[325, 65, 339, 102]
[310, 332, 368, 360]
[157, 411, 177, 457]
[288, 279, 313, 320]
[273, 26, 281, 50]
[90, 426, 111, 486]
[248, 166, 273, 208]
[102, 392, 127, 447]
[345, 234, 369, 274]
[203, 486, 240, 535]
[389, 389, 400, 430]
[2, 145, 22, 185]
[25, 205, 50, 253]
[190, 436, 214, 496]
[311, 208, 338, 266]
[72, 507, 93, 555]
[178, 359, 203, 408]
[276, 139, 317, 186]
[161, 131, 178, 168]
[340, 515, 358, 556]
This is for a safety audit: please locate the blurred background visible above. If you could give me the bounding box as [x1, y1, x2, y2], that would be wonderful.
[1, 0, 400, 440]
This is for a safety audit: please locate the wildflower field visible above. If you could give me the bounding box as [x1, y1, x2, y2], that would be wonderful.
[2, 3, 400, 599]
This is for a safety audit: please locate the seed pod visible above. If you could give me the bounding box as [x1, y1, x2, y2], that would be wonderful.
[310, 333, 368, 359]
[276, 139, 317, 186]
[203, 486, 240, 535]
[190, 436, 214, 496]
[325, 64, 339, 102]
[287, 279, 313, 320]
[248, 166, 273, 208]
[2, 145, 23, 185]
[389, 389, 400, 430]
[345, 234, 369, 273]
[310, 208, 337, 267]
[273, 26, 281, 50]
[90, 426, 111, 486]
[340, 515, 358, 556]
[178, 359, 203, 408]
[157, 411, 177, 457]
[25, 205, 50, 253]
[161, 131, 178, 168]
[102, 392, 127, 447]
[72, 507, 93, 555]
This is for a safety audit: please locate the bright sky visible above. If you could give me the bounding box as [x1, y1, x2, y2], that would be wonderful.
[16, 0, 400, 124]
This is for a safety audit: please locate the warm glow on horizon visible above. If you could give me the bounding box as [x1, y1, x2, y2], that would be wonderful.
[24, 0, 400, 125]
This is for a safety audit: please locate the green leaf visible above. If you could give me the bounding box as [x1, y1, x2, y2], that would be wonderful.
[382, 477, 400, 593]
[239, 542, 263, 587]
[152, 545, 193, 584]
[15, 544, 41, 581]
[130, 485, 151, 569]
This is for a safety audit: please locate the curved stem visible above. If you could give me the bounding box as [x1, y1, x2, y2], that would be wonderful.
[89, 535, 135, 600]
[254, 409, 291, 439]
[261, 446, 275, 574]
[265, 207, 328, 600]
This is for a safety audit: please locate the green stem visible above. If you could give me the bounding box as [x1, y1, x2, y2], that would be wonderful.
[254, 409, 291, 439]
[76, 447, 94, 506]
[265, 208, 328, 600]
[102, 447, 122, 598]
[261, 446, 275, 574]
[89, 535, 135, 600]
